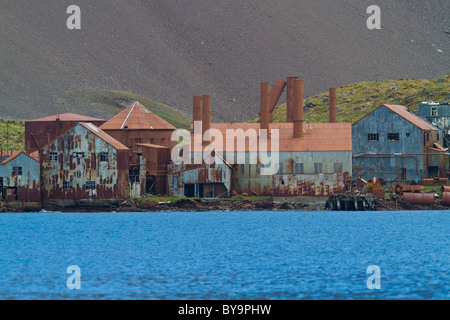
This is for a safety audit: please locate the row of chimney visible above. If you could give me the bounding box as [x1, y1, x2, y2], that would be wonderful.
[260, 77, 337, 138]
[192, 78, 337, 140]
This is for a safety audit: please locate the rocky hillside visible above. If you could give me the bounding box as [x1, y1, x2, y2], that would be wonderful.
[0, 0, 448, 122]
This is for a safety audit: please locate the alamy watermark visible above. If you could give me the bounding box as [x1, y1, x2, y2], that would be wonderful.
[66, 265, 81, 290]
[366, 265, 381, 289]
[367, 5, 381, 30]
[67, 5, 81, 30]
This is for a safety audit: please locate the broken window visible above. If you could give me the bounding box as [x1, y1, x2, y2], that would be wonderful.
[431, 107, 438, 117]
[368, 133, 379, 141]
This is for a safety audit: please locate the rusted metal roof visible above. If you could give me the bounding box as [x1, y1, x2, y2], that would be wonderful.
[428, 142, 447, 152]
[79, 122, 129, 151]
[27, 113, 105, 122]
[354, 104, 438, 131]
[192, 122, 351, 152]
[1, 151, 38, 165]
[383, 104, 438, 131]
[101, 101, 176, 131]
[136, 143, 171, 149]
[0, 151, 23, 163]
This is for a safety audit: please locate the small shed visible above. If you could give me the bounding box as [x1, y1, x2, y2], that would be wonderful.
[0, 151, 40, 203]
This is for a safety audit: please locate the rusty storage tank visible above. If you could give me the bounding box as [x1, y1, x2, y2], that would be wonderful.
[403, 192, 435, 205]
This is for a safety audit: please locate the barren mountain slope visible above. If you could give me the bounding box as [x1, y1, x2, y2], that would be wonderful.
[0, 0, 448, 122]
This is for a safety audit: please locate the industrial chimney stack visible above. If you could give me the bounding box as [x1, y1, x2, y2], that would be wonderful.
[202, 95, 211, 143]
[260, 82, 270, 134]
[293, 79, 304, 138]
[329, 88, 337, 123]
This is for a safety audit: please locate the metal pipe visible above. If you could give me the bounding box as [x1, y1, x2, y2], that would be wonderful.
[329, 88, 337, 123]
[403, 192, 435, 205]
[269, 79, 287, 122]
[260, 82, 270, 134]
[293, 79, 304, 138]
[202, 95, 211, 143]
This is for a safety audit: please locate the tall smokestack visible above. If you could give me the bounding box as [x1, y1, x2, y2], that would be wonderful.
[286, 77, 298, 123]
[269, 78, 287, 122]
[260, 82, 270, 134]
[329, 88, 337, 123]
[193, 96, 202, 124]
[202, 95, 211, 143]
[293, 79, 304, 138]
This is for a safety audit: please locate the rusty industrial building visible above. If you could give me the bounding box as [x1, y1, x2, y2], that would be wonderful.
[169, 78, 352, 199]
[352, 104, 447, 183]
[100, 101, 176, 151]
[40, 122, 133, 202]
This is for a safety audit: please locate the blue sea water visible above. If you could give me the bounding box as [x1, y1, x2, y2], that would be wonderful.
[0, 210, 448, 300]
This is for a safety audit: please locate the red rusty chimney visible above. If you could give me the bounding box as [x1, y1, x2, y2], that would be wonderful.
[202, 95, 211, 143]
[293, 79, 304, 138]
[260, 82, 270, 134]
[329, 88, 337, 123]
[193, 96, 202, 124]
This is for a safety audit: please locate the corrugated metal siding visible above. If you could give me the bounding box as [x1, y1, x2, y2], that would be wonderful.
[41, 123, 130, 200]
[352, 106, 426, 182]
[231, 151, 352, 196]
[167, 161, 232, 197]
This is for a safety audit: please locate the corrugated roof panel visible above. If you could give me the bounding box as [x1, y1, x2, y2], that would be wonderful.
[79, 123, 129, 151]
[27, 113, 105, 122]
[189, 122, 352, 152]
[383, 104, 438, 131]
[101, 101, 176, 131]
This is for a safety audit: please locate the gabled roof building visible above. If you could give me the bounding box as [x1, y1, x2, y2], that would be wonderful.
[352, 104, 446, 183]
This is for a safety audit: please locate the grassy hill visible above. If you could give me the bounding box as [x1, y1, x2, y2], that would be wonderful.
[250, 75, 450, 124]
[0, 119, 25, 152]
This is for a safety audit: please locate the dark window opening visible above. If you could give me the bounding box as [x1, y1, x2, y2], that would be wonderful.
[368, 133, 379, 141]
[63, 181, 73, 190]
[387, 133, 400, 141]
[50, 152, 58, 161]
[100, 152, 109, 162]
[12, 167, 22, 175]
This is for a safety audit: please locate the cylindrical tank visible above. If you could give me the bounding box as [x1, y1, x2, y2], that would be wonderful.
[403, 192, 435, 205]
[441, 186, 450, 193]
[441, 192, 450, 205]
